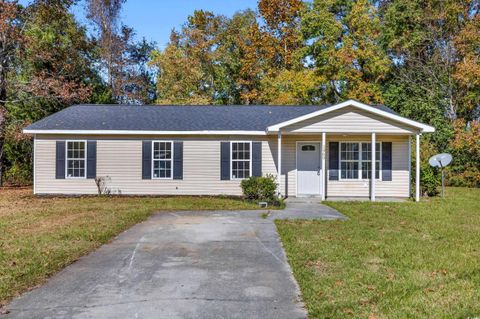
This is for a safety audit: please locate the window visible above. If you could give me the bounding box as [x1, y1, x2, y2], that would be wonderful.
[231, 142, 251, 179]
[66, 141, 86, 178]
[153, 141, 173, 179]
[301, 145, 316, 151]
[340, 143, 359, 179]
[340, 142, 381, 180]
[361, 143, 381, 179]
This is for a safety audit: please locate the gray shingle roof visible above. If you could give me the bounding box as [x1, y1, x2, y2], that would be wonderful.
[24, 103, 398, 132]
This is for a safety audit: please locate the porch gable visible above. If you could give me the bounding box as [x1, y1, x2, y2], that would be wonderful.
[281, 106, 419, 134]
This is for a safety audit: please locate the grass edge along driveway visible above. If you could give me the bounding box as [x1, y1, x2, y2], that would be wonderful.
[0, 188, 261, 306]
[276, 187, 480, 319]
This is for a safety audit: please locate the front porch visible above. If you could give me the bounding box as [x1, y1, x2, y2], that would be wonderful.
[266, 101, 434, 202]
[275, 132, 421, 201]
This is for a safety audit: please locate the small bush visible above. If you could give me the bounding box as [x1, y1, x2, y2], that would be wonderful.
[3, 163, 32, 186]
[447, 166, 480, 188]
[240, 174, 277, 202]
[420, 164, 440, 197]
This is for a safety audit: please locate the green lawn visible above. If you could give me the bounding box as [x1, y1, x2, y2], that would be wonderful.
[276, 188, 480, 319]
[0, 188, 259, 306]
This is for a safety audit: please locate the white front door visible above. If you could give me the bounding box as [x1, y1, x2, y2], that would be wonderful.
[297, 142, 322, 196]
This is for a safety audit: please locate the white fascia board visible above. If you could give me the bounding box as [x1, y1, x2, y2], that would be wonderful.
[23, 129, 268, 136]
[267, 100, 435, 133]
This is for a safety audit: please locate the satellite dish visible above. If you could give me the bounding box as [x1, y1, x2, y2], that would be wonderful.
[429, 153, 452, 168]
[428, 153, 453, 198]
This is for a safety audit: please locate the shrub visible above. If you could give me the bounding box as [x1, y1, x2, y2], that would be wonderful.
[3, 163, 32, 186]
[447, 166, 480, 188]
[2, 122, 33, 186]
[420, 164, 440, 197]
[447, 119, 480, 187]
[94, 176, 112, 195]
[411, 138, 441, 198]
[240, 174, 277, 202]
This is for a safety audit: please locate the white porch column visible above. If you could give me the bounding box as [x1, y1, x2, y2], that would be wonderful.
[278, 130, 282, 197]
[321, 132, 326, 201]
[371, 133, 376, 201]
[408, 135, 412, 198]
[416, 133, 421, 202]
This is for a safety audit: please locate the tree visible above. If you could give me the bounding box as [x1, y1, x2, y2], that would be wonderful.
[150, 10, 225, 104]
[380, 0, 479, 121]
[150, 44, 210, 105]
[111, 26, 156, 104]
[150, 3, 309, 106]
[0, 0, 22, 184]
[18, 0, 93, 107]
[260, 69, 322, 104]
[453, 12, 480, 121]
[2, 0, 99, 185]
[86, 0, 125, 97]
[214, 10, 258, 104]
[236, 19, 270, 104]
[258, 0, 304, 70]
[448, 119, 480, 187]
[302, 0, 390, 104]
[239, 1, 306, 104]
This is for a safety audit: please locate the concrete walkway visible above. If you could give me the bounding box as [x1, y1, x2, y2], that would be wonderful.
[5, 203, 345, 319]
[270, 198, 347, 220]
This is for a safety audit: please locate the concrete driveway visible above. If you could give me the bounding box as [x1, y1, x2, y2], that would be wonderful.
[5, 204, 345, 319]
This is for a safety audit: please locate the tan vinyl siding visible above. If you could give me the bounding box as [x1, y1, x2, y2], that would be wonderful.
[283, 107, 418, 134]
[36, 139, 96, 194]
[34, 134, 410, 198]
[35, 136, 277, 196]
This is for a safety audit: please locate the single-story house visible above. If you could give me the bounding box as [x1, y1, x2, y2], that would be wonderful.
[23, 100, 434, 201]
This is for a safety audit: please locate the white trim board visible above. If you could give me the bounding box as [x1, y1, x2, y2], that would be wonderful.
[267, 100, 435, 133]
[23, 129, 267, 136]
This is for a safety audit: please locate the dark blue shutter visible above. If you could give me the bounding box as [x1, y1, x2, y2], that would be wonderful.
[87, 141, 97, 179]
[142, 141, 152, 180]
[329, 142, 339, 180]
[55, 141, 66, 179]
[173, 142, 183, 180]
[252, 142, 262, 177]
[382, 142, 392, 181]
[220, 142, 230, 180]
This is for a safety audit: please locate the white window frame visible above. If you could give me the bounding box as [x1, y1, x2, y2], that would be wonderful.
[230, 141, 252, 180]
[339, 141, 382, 181]
[65, 140, 87, 179]
[152, 141, 174, 180]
